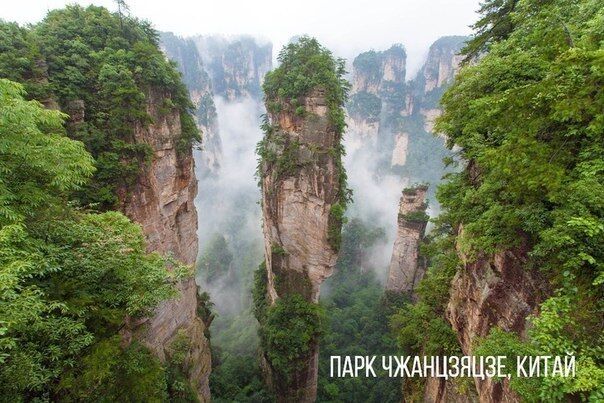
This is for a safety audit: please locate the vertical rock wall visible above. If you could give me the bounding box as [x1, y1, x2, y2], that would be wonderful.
[193, 35, 273, 101]
[261, 89, 341, 303]
[347, 45, 406, 140]
[346, 37, 467, 186]
[160, 32, 222, 177]
[445, 233, 547, 402]
[119, 86, 211, 402]
[259, 88, 343, 402]
[386, 186, 428, 294]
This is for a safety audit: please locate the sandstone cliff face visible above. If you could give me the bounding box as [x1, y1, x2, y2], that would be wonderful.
[351, 45, 406, 95]
[161, 34, 273, 178]
[445, 233, 546, 403]
[415, 36, 466, 139]
[420, 36, 465, 93]
[348, 45, 407, 133]
[119, 86, 211, 402]
[259, 88, 342, 401]
[261, 89, 340, 303]
[386, 186, 428, 294]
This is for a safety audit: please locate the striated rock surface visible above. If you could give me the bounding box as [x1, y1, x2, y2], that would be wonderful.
[351, 45, 406, 95]
[445, 231, 547, 402]
[348, 45, 407, 138]
[118, 86, 211, 402]
[261, 88, 341, 304]
[386, 186, 428, 294]
[413, 36, 467, 139]
[420, 36, 465, 93]
[346, 37, 467, 189]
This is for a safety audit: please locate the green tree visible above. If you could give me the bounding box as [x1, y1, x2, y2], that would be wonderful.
[0, 79, 179, 399]
[433, 0, 604, 400]
[461, 0, 518, 60]
[0, 5, 200, 209]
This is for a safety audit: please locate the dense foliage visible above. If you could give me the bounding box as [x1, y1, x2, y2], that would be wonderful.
[0, 5, 200, 209]
[318, 219, 403, 402]
[263, 36, 350, 134]
[461, 0, 518, 60]
[262, 295, 325, 385]
[433, 0, 604, 400]
[0, 79, 183, 399]
[207, 261, 273, 402]
[253, 261, 325, 390]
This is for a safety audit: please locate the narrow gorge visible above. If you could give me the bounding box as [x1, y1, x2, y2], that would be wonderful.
[2, 1, 602, 402]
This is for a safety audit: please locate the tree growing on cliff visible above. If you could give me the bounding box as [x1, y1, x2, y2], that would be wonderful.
[258, 36, 352, 252]
[433, 0, 604, 400]
[0, 79, 181, 399]
[254, 37, 353, 400]
[461, 0, 518, 60]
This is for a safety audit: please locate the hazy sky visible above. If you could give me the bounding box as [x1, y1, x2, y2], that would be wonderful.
[3, 0, 480, 76]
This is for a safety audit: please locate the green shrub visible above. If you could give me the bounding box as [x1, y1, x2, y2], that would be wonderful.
[261, 295, 325, 384]
[263, 36, 350, 134]
[399, 210, 430, 223]
[328, 202, 347, 251]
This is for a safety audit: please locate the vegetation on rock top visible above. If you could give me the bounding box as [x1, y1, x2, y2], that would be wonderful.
[0, 5, 200, 209]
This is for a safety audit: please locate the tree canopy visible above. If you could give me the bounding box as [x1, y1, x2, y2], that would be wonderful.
[0, 5, 200, 209]
[433, 0, 604, 399]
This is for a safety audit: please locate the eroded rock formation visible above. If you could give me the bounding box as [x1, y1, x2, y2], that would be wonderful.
[419, 36, 465, 93]
[347, 45, 407, 140]
[260, 88, 342, 304]
[446, 232, 547, 402]
[193, 35, 272, 101]
[386, 185, 429, 294]
[161, 33, 274, 179]
[346, 37, 467, 187]
[119, 86, 211, 402]
[257, 56, 347, 401]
